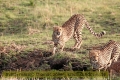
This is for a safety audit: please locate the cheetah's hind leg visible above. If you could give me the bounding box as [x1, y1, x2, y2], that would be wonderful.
[74, 31, 82, 49]
[72, 32, 79, 50]
[76, 37, 82, 49]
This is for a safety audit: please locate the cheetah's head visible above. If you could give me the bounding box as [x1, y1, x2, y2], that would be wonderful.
[89, 50, 100, 70]
[53, 26, 63, 38]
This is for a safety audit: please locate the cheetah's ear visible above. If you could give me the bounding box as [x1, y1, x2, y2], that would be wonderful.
[53, 26, 56, 31]
[53, 26, 56, 29]
[53, 26, 58, 31]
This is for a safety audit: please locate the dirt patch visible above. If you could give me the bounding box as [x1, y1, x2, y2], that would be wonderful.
[0, 48, 90, 73]
[64, 48, 76, 52]
[1, 49, 52, 70]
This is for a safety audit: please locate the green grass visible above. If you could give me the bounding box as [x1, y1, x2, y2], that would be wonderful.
[0, 0, 120, 78]
[0, 0, 120, 32]
[0, 0, 120, 65]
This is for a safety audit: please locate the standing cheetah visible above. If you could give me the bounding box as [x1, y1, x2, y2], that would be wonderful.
[52, 14, 106, 54]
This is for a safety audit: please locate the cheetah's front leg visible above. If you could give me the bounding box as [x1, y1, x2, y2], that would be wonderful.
[59, 43, 65, 52]
[52, 43, 58, 55]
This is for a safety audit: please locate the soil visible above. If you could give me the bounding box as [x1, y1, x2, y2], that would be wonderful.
[0, 48, 90, 76]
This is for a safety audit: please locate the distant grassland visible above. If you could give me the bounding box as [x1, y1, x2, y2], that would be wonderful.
[0, 0, 120, 52]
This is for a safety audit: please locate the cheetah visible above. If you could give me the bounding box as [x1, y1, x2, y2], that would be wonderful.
[89, 40, 120, 71]
[52, 14, 106, 54]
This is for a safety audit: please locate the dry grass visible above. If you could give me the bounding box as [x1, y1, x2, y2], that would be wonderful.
[0, 41, 26, 54]
[27, 26, 40, 35]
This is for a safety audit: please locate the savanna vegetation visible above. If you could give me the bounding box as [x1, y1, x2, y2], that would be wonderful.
[0, 0, 120, 79]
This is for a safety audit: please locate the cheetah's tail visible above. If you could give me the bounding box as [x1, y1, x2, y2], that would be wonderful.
[85, 20, 106, 38]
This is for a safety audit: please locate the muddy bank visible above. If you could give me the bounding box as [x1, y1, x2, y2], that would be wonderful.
[0, 49, 90, 74]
